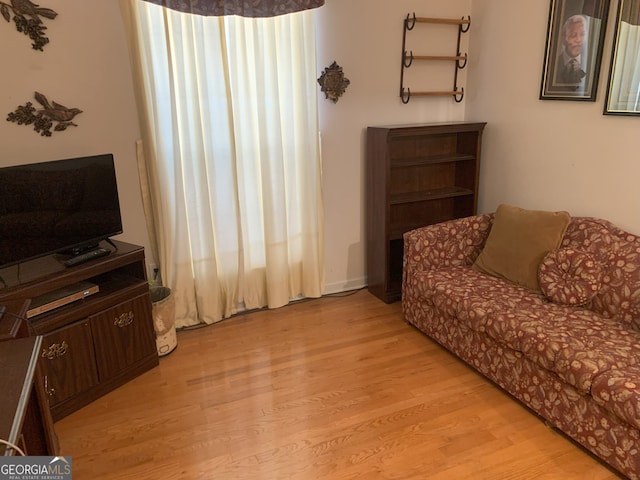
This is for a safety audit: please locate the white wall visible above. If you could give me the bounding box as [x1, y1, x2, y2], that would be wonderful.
[1, 0, 474, 294]
[316, 0, 473, 293]
[6, 1, 634, 297]
[0, 1, 150, 260]
[467, 1, 640, 234]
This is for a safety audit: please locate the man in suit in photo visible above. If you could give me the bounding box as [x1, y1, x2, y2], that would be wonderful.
[555, 14, 588, 86]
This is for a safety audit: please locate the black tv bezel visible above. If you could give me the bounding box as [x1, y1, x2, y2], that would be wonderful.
[0, 153, 123, 270]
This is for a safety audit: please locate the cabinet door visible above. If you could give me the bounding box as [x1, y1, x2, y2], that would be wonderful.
[39, 321, 99, 407]
[90, 294, 156, 381]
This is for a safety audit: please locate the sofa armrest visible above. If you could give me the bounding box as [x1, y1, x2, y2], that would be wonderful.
[402, 214, 494, 278]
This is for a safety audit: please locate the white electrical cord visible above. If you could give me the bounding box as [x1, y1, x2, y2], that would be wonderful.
[0, 438, 26, 456]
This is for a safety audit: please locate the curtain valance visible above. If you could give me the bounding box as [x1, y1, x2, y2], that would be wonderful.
[138, 0, 324, 17]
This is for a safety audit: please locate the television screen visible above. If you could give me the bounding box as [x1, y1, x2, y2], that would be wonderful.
[0, 153, 123, 269]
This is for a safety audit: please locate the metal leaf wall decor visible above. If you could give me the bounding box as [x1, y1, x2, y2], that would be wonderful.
[1, 0, 58, 51]
[317, 61, 350, 103]
[7, 92, 82, 136]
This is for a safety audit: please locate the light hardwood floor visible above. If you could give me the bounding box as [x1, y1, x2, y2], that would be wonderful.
[55, 290, 623, 479]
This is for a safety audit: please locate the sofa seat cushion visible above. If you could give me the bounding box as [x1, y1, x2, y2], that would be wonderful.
[483, 308, 588, 372]
[554, 319, 640, 393]
[592, 366, 640, 430]
[416, 267, 640, 396]
[414, 266, 547, 332]
[485, 304, 640, 394]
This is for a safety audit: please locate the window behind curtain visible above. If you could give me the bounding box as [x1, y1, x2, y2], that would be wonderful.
[126, 2, 324, 326]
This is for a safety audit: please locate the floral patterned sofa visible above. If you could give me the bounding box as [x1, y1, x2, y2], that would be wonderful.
[402, 208, 640, 479]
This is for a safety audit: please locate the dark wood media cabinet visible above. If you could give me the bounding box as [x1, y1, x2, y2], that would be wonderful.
[0, 240, 159, 421]
[0, 336, 58, 456]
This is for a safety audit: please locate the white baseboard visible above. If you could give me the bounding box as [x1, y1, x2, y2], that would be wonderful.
[323, 276, 367, 295]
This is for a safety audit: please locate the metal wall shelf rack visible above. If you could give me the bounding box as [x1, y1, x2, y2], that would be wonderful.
[400, 13, 471, 104]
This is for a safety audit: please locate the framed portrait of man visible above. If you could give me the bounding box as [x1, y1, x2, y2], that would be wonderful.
[540, 0, 610, 101]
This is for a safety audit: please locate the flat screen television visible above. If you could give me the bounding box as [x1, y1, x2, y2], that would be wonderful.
[0, 153, 123, 269]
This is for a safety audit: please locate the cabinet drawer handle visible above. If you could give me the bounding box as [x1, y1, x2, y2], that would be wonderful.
[44, 375, 55, 397]
[41, 340, 68, 360]
[114, 311, 134, 328]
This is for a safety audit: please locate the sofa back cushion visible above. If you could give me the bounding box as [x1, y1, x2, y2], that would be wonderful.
[562, 217, 640, 330]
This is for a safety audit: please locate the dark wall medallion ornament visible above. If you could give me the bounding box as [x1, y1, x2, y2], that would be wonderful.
[7, 92, 82, 136]
[0, 0, 58, 51]
[317, 61, 350, 103]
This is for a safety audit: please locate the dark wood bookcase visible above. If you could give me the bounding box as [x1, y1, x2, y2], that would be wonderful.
[0, 240, 159, 421]
[366, 122, 486, 303]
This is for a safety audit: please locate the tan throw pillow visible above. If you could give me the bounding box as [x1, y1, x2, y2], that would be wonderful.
[473, 204, 571, 291]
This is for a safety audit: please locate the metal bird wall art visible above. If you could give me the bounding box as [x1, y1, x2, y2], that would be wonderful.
[0, 0, 58, 51]
[7, 91, 83, 137]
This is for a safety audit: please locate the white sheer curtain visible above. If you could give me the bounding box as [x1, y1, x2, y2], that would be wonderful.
[609, 21, 640, 112]
[120, 0, 325, 328]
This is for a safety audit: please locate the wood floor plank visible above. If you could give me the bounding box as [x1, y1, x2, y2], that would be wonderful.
[55, 290, 623, 479]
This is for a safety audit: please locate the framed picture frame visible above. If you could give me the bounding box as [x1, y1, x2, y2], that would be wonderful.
[604, 0, 640, 115]
[540, 0, 610, 101]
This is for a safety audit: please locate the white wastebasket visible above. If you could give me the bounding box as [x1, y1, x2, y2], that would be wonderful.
[150, 286, 177, 356]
